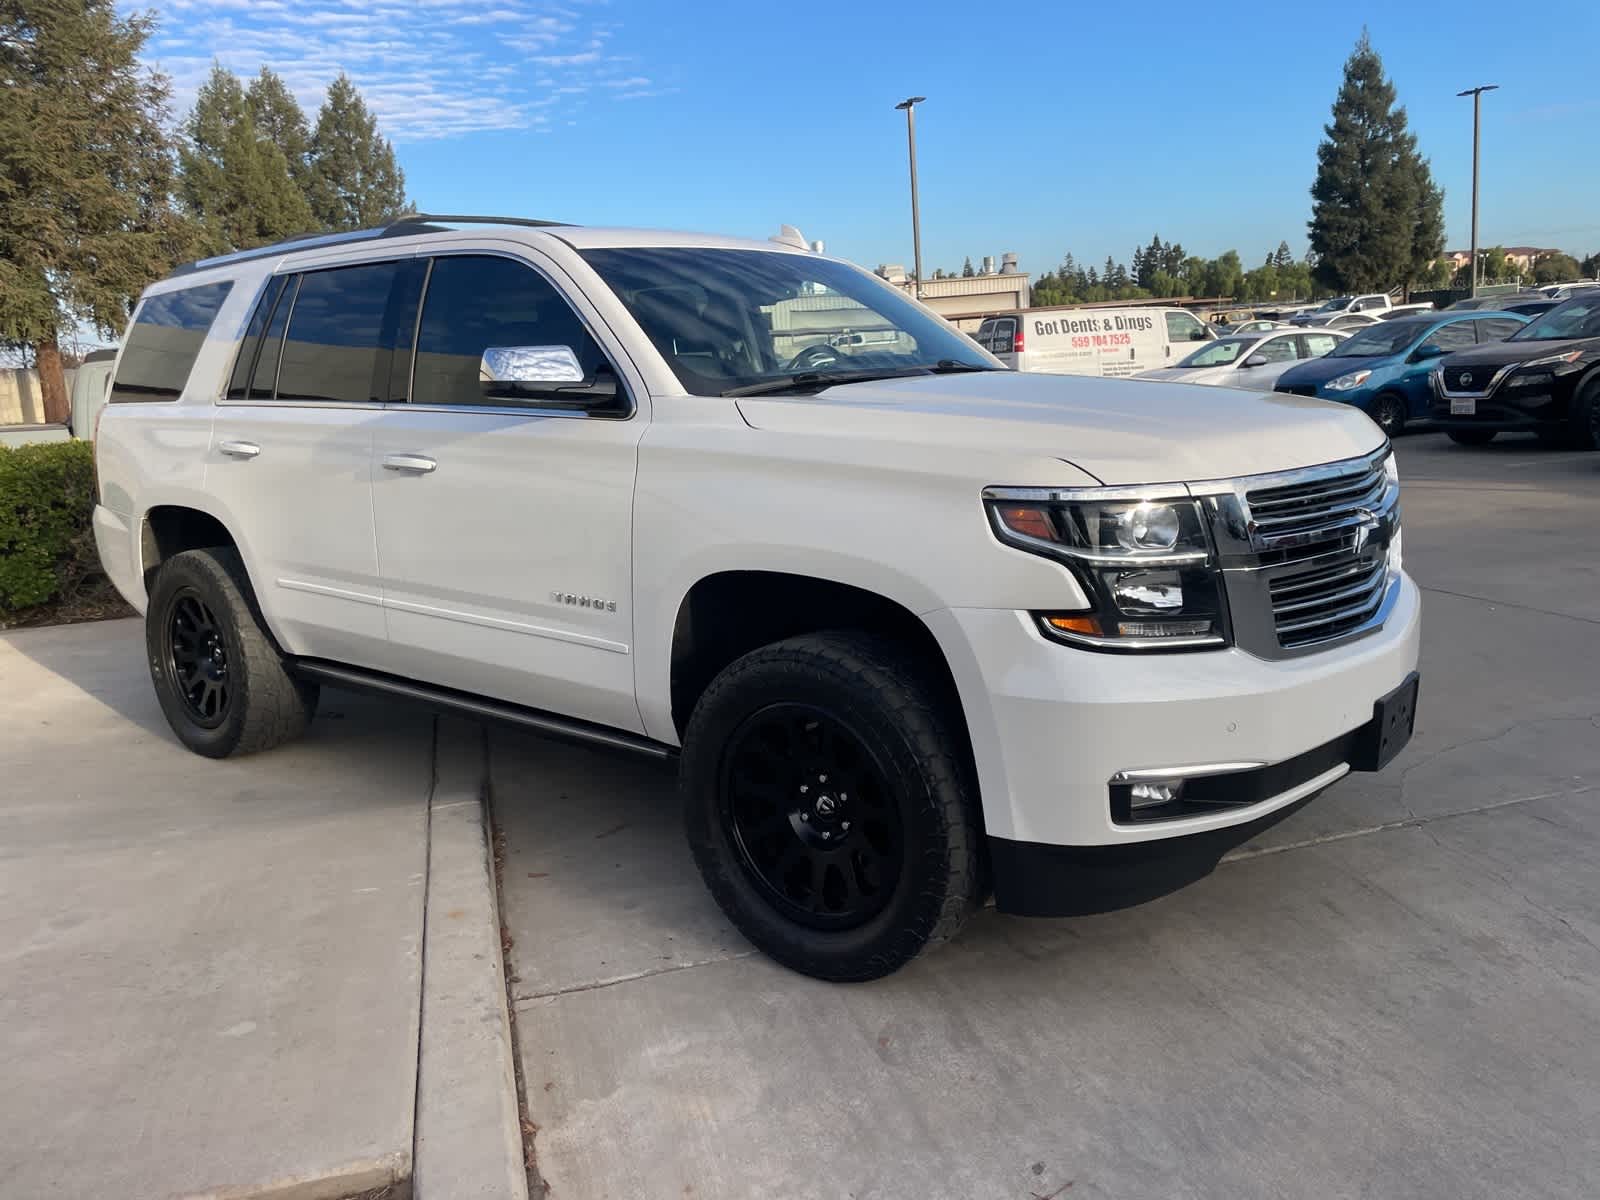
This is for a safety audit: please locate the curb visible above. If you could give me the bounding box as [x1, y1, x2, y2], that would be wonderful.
[413, 718, 530, 1200]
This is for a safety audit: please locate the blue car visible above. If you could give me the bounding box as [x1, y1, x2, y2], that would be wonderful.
[1274, 310, 1528, 436]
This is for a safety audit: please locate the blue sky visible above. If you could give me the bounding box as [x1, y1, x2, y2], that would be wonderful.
[136, 0, 1600, 278]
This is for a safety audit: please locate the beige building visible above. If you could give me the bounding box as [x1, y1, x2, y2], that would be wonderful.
[876, 255, 1030, 330]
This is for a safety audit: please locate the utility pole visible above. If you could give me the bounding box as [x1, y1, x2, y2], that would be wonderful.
[894, 96, 926, 299]
[1456, 84, 1499, 297]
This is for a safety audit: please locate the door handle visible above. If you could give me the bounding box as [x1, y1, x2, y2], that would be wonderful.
[382, 453, 437, 474]
[218, 440, 261, 459]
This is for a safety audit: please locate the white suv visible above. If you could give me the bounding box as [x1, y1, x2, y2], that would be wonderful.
[94, 215, 1421, 980]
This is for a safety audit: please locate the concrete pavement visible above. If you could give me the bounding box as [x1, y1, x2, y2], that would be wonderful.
[0, 620, 525, 1199]
[494, 435, 1600, 1200]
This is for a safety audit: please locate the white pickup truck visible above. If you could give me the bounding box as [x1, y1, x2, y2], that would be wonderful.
[93, 216, 1421, 980]
[1290, 293, 1394, 325]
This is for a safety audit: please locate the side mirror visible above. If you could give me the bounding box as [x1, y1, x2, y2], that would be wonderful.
[477, 345, 621, 409]
[1411, 342, 1448, 362]
[1242, 354, 1269, 368]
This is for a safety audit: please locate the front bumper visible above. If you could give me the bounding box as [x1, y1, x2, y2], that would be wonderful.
[925, 569, 1421, 851]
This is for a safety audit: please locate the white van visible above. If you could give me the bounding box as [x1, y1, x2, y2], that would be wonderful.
[976, 307, 1212, 377]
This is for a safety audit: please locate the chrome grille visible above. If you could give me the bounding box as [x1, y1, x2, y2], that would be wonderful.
[1268, 551, 1389, 647]
[1245, 455, 1388, 545]
[1199, 448, 1400, 659]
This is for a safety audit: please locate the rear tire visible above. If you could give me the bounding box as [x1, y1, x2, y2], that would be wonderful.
[680, 632, 983, 982]
[145, 547, 318, 758]
[1372, 392, 1407, 438]
[1448, 429, 1497, 446]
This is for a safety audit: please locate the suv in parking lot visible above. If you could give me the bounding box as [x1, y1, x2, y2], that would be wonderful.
[1429, 293, 1600, 447]
[95, 216, 1421, 980]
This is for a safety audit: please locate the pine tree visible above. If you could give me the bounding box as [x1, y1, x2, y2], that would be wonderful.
[180, 66, 313, 254]
[308, 75, 408, 231]
[0, 0, 196, 422]
[961, 255, 975, 278]
[1273, 240, 1294, 269]
[246, 67, 311, 187]
[1308, 32, 1443, 294]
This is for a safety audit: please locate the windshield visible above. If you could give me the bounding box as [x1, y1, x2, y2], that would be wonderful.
[579, 247, 997, 396]
[1327, 320, 1429, 357]
[1176, 337, 1257, 367]
[1510, 297, 1600, 342]
[1312, 296, 1351, 314]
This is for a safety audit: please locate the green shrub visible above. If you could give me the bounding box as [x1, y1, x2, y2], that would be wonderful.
[0, 440, 102, 613]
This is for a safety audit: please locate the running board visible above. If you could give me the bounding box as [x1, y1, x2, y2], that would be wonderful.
[293, 659, 678, 762]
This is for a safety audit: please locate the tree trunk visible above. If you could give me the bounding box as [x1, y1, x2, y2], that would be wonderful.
[35, 334, 71, 426]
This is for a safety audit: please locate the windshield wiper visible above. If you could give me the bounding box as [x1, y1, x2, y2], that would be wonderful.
[722, 368, 928, 398]
[929, 359, 995, 373]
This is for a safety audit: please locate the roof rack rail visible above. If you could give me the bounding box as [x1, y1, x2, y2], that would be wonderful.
[168, 212, 572, 277]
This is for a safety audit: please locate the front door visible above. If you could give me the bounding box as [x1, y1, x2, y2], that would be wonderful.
[369, 250, 646, 733]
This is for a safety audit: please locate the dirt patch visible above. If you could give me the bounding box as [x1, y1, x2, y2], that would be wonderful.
[0, 581, 133, 630]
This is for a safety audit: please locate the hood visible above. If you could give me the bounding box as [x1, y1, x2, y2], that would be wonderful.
[1276, 353, 1389, 389]
[1439, 337, 1596, 369]
[734, 370, 1384, 487]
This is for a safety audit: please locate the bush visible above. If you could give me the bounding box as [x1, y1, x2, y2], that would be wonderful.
[0, 440, 103, 614]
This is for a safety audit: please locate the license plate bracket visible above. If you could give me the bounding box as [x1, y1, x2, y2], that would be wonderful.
[1350, 672, 1420, 772]
[1450, 397, 1476, 416]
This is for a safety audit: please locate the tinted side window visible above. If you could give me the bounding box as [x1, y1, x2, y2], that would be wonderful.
[979, 317, 1015, 354]
[110, 281, 234, 403]
[1424, 322, 1476, 352]
[1165, 311, 1206, 342]
[411, 255, 614, 408]
[226, 277, 289, 400]
[275, 262, 402, 404]
[1477, 318, 1522, 342]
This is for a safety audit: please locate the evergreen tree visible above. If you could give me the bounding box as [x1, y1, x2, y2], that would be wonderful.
[1308, 32, 1443, 294]
[1273, 240, 1295, 269]
[0, 0, 195, 422]
[1103, 255, 1116, 287]
[961, 255, 974, 278]
[246, 67, 311, 187]
[308, 74, 408, 231]
[1582, 252, 1599, 279]
[180, 65, 313, 254]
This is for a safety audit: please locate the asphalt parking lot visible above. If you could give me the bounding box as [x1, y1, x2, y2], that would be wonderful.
[495, 433, 1600, 1200]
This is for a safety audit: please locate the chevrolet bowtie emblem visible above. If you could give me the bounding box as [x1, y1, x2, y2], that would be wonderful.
[1352, 507, 1380, 554]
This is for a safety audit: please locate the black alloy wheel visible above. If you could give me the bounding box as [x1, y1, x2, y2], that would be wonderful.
[163, 589, 232, 727]
[721, 703, 904, 930]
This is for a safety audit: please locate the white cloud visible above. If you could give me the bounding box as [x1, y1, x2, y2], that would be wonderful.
[135, 0, 673, 141]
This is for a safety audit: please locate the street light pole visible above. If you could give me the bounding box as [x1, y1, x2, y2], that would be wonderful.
[1456, 84, 1498, 297]
[895, 96, 926, 299]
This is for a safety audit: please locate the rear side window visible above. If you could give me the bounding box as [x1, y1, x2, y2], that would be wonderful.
[275, 262, 404, 404]
[110, 281, 234, 402]
[1476, 318, 1522, 342]
[226, 276, 289, 400]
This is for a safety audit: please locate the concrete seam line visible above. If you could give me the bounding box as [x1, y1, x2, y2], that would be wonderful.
[412, 718, 529, 1200]
[511, 951, 759, 1004]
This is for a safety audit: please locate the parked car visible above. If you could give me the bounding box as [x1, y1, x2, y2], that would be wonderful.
[1136, 327, 1347, 390]
[1326, 312, 1382, 330]
[976, 306, 1212, 377]
[1539, 281, 1599, 301]
[94, 215, 1421, 982]
[1225, 319, 1291, 335]
[1274, 310, 1528, 436]
[1428, 292, 1600, 447]
[1447, 293, 1531, 311]
[1379, 303, 1436, 320]
[1290, 294, 1393, 325]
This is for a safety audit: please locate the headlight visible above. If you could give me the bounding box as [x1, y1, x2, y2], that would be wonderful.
[987, 493, 1227, 651]
[1518, 350, 1582, 369]
[1325, 370, 1372, 392]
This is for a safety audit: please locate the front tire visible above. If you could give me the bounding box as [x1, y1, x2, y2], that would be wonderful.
[1571, 380, 1600, 450]
[145, 547, 318, 758]
[1372, 392, 1407, 438]
[1448, 428, 1497, 446]
[681, 632, 982, 981]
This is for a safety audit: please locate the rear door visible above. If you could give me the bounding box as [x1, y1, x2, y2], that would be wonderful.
[204, 257, 416, 666]
[368, 248, 646, 732]
[1233, 331, 1303, 390]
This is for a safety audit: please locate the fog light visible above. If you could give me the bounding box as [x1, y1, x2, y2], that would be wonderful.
[1129, 781, 1183, 809]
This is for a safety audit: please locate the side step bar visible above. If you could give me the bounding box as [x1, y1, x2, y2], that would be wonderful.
[293, 659, 678, 762]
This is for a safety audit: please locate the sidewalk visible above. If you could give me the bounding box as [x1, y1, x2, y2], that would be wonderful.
[0, 619, 521, 1199]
